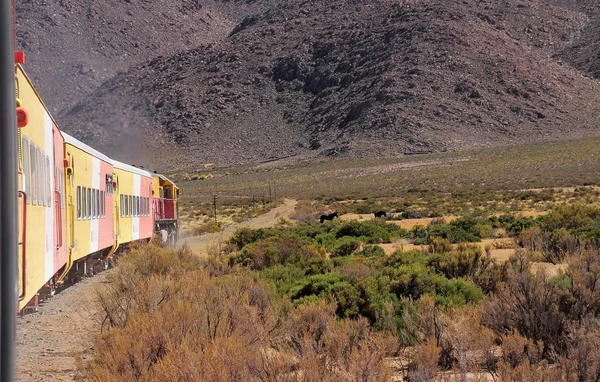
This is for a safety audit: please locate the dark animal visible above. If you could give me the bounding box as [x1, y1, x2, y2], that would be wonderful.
[320, 212, 339, 223]
[374, 211, 387, 219]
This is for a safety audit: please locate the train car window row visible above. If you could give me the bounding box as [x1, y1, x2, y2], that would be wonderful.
[21, 136, 53, 208]
[76, 186, 106, 220]
[120, 195, 150, 218]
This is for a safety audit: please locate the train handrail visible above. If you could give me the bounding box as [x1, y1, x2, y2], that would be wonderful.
[55, 190, 62, 249]
[18, 191, 26, 301]
[56, 194, 74, 283]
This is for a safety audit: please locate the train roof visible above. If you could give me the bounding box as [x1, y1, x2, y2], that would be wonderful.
[62, 132, 112, 163]
[112, 159, 153, 177]
[153, 173, 178, 189]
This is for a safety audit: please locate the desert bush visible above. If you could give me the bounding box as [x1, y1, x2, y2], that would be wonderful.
[228, 227, 270, 250]
[481, 268, 567, 359]
[518, 226, 544, 252]
[428, 236, 453, 254]
[356, 244, 386, 258]
[289, 200, 326, 222]
[335, 220, 405, 243]
[192, 220, 223, 235]
[331, 237, 361, 257]
[542, 228, 581, 264]
[407, 338, 441, 381]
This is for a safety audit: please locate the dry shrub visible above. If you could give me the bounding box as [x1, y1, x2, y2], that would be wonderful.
[518, 226, 543, 252]
[428, 236, 453, 254]
[407, 338, 441, 381]
[438, 307, 495, 376]
[337, 262, 373, 282]
[289, 200, 326, 222]
[496, 331, 543, 372]
[564, 250, 600, 320]
[495, 359, 560, 382]
[481, 267, 567, 359]
[542, 228, 581, 264]
[85, 243, 398, 381]
[559, 318, 600, 382]
[416, 295, 437, 341]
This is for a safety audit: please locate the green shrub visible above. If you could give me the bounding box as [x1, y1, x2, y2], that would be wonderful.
[356, 245, 386, 258]
[331, 237, 361, 257]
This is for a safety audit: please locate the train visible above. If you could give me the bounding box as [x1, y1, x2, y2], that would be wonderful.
[14, 63, 180, 314]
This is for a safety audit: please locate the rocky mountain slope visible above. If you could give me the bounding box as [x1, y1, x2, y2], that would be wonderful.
[17, 0, 600, 169]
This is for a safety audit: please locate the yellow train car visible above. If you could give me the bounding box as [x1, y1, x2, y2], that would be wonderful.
[113, 160, 154, 246]
[16, 65, 67, 311]
[60, 132, 115, 281]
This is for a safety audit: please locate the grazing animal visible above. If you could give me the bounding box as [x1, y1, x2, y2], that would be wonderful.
[320, 212, 339, 223]
[374, 211, 387, 219]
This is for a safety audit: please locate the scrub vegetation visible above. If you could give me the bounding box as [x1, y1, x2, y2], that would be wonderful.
[81, 201, 600, 380]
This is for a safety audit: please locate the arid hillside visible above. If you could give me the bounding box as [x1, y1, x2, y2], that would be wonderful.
[17, 0, 600, 169]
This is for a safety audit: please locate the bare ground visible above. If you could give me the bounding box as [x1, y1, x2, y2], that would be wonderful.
[15, 272, 109, 381]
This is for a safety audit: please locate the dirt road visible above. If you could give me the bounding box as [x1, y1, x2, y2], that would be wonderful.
[181, 198, 298, 255]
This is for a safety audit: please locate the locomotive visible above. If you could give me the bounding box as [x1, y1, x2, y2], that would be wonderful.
[15, 62, 180, 313]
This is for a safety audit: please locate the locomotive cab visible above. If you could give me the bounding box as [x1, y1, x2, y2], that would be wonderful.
[152, 173, 179, 244]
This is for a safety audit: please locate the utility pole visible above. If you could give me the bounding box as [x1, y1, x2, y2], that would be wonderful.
[213, 194, 217, 223]
[1, 0, 18, 378]
[268, 181, 272, 203]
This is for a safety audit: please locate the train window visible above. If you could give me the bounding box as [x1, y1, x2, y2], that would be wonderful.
[22, 137, 30, 202]
[30, 143, 36, 205]
[97, 189, 101, 218]
[77, 186, 81, 220]
[37, 149, 43, 206]
[128, 195, 132, 217]
[34, 149, 39, 206]
[105, 175, 112, 196]
[94, 189, 98, 218]
[87, 188, 91, 219]
[46, 156, 51, 207]
[120, 195, 123, 217]
[39, 149, 45, 206]
[92, 189, 96, 219]
[136, 196, 139, 217]
[124, 195, 128, 217]
[82, 187, 86, 220]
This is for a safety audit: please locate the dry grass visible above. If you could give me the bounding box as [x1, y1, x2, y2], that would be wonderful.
[80, 242, 398, 381]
